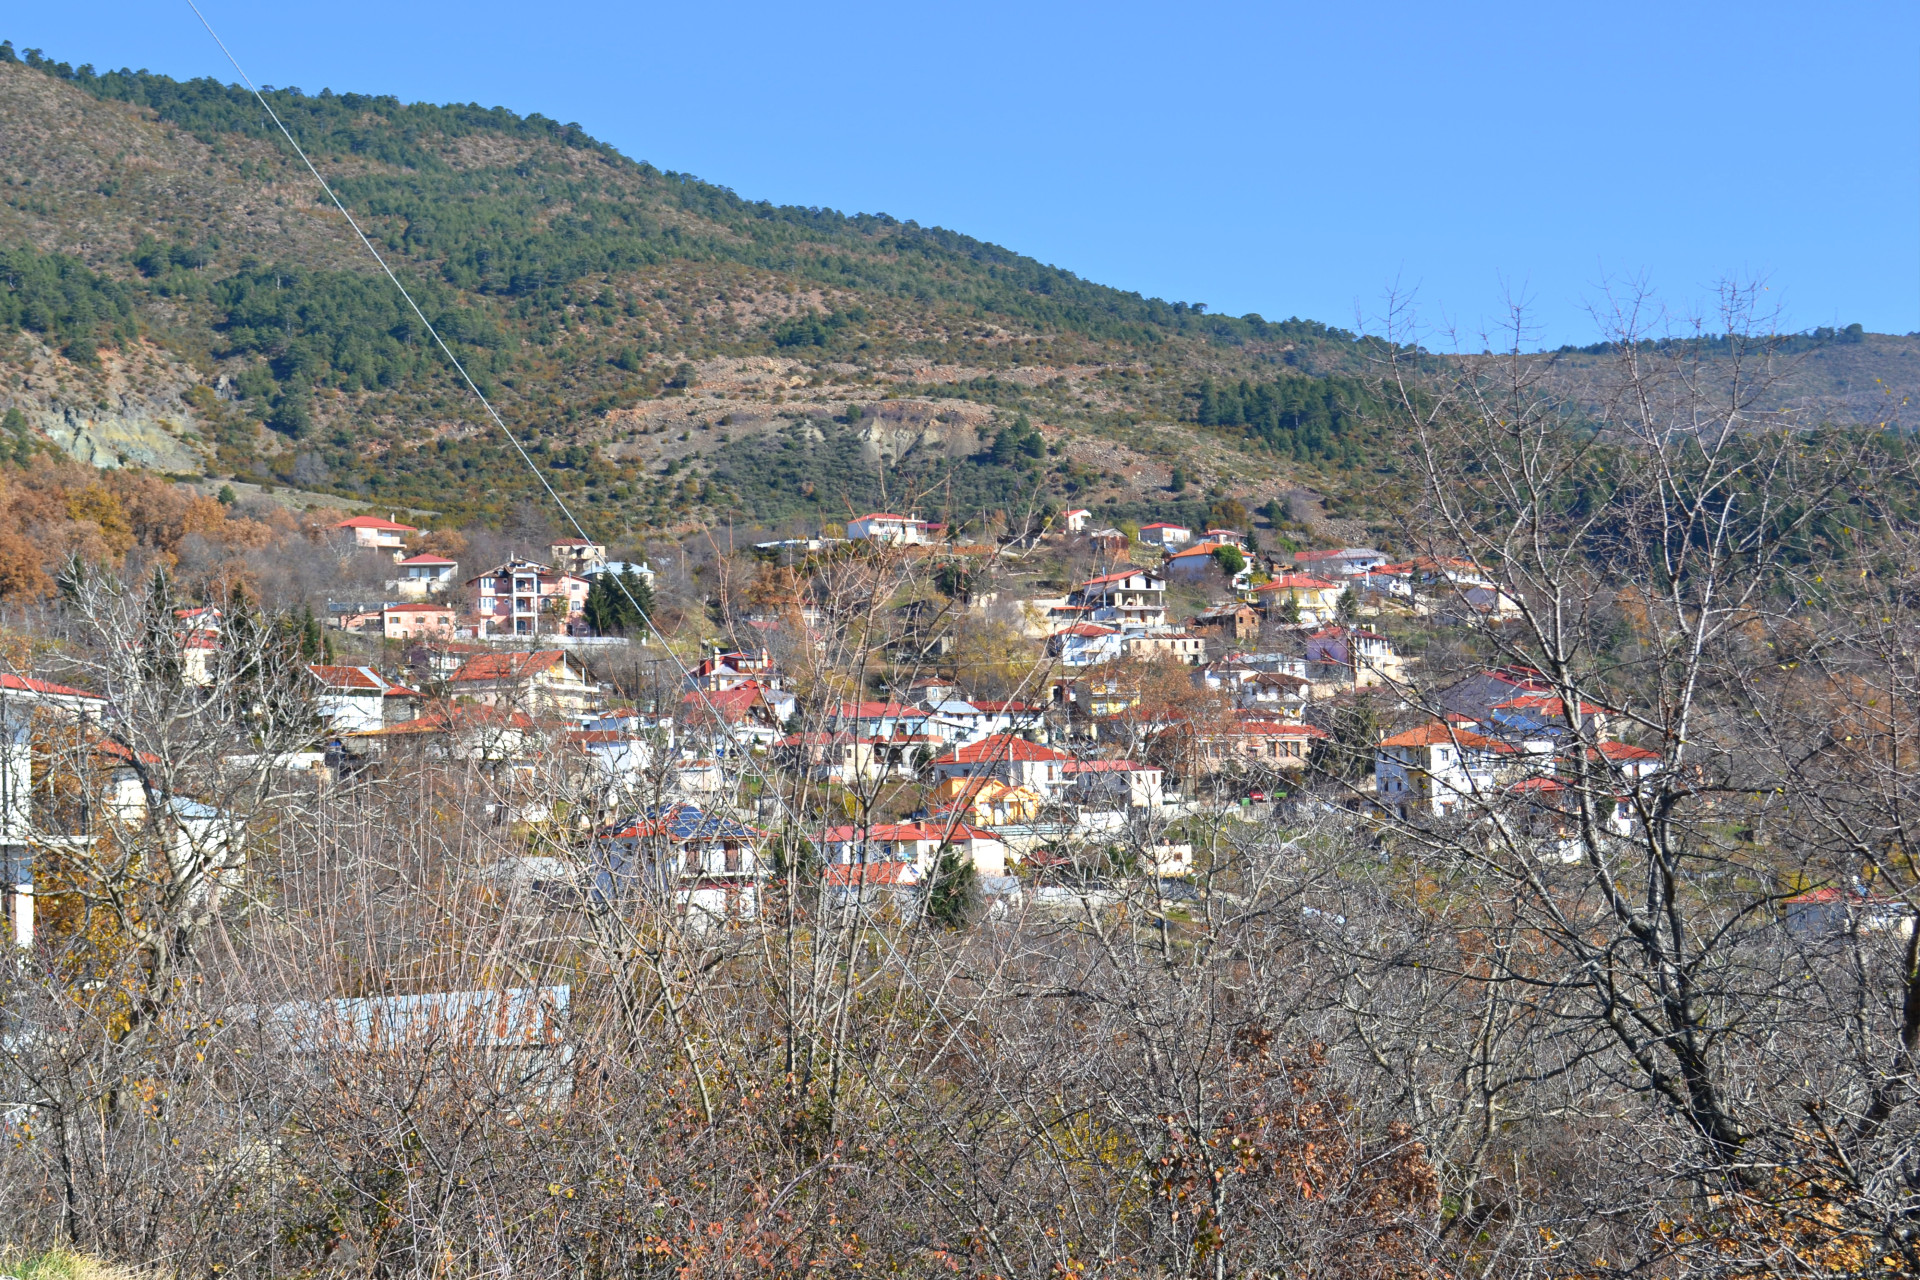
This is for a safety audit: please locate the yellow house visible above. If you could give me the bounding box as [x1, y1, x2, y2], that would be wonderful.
[929, 777, 1043, 827]
[1254, 573, 1346, 622]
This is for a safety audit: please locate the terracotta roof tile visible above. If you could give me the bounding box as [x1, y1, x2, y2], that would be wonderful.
[932, 734, 1072, 765]
[449, 650, 569, 683]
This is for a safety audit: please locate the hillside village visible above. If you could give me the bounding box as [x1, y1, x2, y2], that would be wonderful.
[5, 36, 1920, 1280]
[0, 488, 1705, 946]
[7, 330, 1920, 1276]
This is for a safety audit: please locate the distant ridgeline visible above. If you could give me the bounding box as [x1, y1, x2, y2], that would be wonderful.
[4, 41, 1358, 345]
[0, 41, 1436, 526]
[1553, 324, 1871, 358]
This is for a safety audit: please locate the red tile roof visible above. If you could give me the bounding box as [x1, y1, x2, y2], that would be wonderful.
[683, 685, 767, 722]
[932, 734, 1072, 765]
[334, 515, 417, 532]
[1493, 695, 1608, 717]
[0, 672, 105, 701]
[307, 664, 423, 697]
[1475, 666, 1552, 690]
[397, 554, 458, 566]
[1374, 556, 1486, 575]
[566, 729, 630, 745]
[1255, 574, 1341, 591]
[91, 738, 161, 765]
[1379, 723, 1509, 751]
[449, 650, 570, 683]
[1591, 741, 1661, 762]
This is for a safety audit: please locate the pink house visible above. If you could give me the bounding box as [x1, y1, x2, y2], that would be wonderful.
[383, 603, 457, 641]
[333, 514, 417, 552]
[465, 559, 592, 637]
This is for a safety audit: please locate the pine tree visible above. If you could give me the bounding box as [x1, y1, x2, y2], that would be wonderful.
[585, 567, 653, 635]
[924, 844, 978, 929]
[299, 605, 323, 660]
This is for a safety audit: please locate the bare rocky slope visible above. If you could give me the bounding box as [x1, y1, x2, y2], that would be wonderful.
[1, 45, 1912, 546]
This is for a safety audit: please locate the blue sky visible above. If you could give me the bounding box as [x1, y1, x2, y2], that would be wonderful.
[10, 0, 1917, 347]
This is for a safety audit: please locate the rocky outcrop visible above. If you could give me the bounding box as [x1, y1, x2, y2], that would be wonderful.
[2, 337, 210, 473]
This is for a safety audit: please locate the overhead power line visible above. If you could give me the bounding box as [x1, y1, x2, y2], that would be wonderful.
[177, 1, 1072, 886]
[180, 0, 786, 793]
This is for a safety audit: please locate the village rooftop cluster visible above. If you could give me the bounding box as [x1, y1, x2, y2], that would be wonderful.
[2, 496, 1880, 951]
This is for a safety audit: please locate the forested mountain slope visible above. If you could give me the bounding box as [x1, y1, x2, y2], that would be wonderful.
[0, 41, 1912, 536]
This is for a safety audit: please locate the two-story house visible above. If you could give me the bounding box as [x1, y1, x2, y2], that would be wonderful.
[929, 734, 1075, 798]
[1063, 759, 1165, 811]
[1375, 722, 1516, 820]
[448, 649, 597, 716]
[1164, 541, 1253, 589]
[383, 603, 457, 641]
[1071, 569, 1168, 628]
[827, 701, 933, 740]
[594, 803, 765, 926]
[816, 821, 1008, 878]
[1191, 603, 1260, 642]
[309, 664, 426, 734]
[1188, 717, 1327, 776]
[333, 514, 418, 554]
[1049, 622, 1122, 668]
[1121, 629, 1207, 665]
[1253, 573, 1346, 623]
[1304, 626, 1406, 689]
[386, 554, 459, 599]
